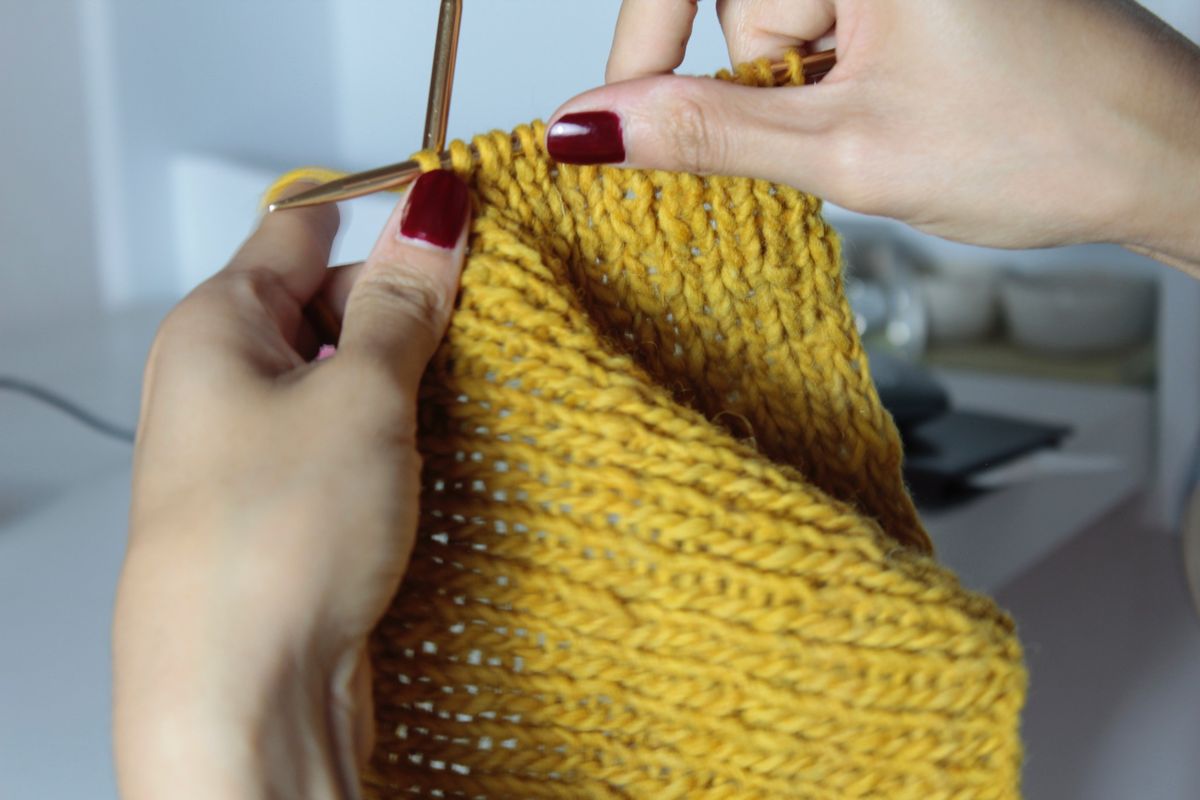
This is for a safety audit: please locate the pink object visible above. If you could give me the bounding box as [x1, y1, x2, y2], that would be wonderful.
[316, 344, 337, 361]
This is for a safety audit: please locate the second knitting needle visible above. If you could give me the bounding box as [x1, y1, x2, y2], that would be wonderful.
[423, 0, 462, 152]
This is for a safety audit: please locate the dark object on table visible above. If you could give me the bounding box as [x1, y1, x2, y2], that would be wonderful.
[902, 410, 1071, 507]
[869, 349, 1071, 507]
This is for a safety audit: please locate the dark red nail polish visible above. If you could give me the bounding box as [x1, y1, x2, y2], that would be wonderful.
[546, 111, 626, 165]
[399, 169, 470, 248]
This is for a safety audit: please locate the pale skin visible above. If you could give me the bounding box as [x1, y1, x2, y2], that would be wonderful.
[113, 180, 472, 800]
[113, 2, 1200, 798]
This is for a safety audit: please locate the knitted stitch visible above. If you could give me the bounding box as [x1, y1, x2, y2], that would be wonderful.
[267, 52, 1025, 799]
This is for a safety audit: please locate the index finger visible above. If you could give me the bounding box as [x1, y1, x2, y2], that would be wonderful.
[715, 0, 837, 66]
[606, 0, 700, 83]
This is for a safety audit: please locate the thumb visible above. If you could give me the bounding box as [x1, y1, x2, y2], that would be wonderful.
[546, 74, 845, 194]
[337, 169, 470, 392]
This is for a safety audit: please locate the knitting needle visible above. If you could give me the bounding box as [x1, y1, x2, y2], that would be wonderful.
[269, 48, 838, 213]
[424, 0, 462, 152]
[298, 0, 463, 350]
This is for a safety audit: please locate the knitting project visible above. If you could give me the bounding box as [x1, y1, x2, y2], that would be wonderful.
[268, 53, 1025, 800]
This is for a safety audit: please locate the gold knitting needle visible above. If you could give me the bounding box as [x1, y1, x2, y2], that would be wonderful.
[424, 0, 462, 152]
[269, 48, 837, 213]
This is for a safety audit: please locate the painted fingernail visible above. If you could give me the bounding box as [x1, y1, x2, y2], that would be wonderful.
[546, 111, 625, 165]
[399, 169, 470, 249]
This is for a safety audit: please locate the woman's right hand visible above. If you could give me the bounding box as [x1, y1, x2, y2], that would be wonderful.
[547, 0, 1200, 273]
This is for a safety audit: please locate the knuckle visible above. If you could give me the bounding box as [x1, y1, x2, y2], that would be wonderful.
[663, 85, 726, 176]
[826, 130, 880, 212]
[149, 280, 222, 354]
[231, 267, 289, 307]
[151, 303, 188, 350]
[144, 313, 177, 377]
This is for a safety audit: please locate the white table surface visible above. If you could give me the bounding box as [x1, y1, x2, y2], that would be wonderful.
[926, 370, 1153, 592]
[0, 305, 156, 799]
[0, 470, 129, 799]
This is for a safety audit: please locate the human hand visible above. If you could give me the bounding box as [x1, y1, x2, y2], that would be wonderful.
[113, 170, 470, 800]
[547, 0, 1200, 272]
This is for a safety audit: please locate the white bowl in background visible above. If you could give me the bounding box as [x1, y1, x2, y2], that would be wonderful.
[999, 267, 1156, 355]
[918, 264, 1000, 344]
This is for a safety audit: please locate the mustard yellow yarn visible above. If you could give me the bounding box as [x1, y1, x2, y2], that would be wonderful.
[267, 53, 1025, 799]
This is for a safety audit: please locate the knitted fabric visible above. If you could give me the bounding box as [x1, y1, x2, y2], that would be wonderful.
[267, 53, 1025, 799]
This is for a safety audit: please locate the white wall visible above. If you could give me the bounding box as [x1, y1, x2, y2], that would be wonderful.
[0, 2, 103, 329]
[98, 0, 341, 305]
[330, 1, 730, 171]
[1145, 0, 1200, 37]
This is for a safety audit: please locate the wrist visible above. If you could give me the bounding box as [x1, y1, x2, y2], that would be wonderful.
[1120, 147, 1200, 275]
[1115, 113, 1200, 272]
[115, 659, 360, 800]
[113, 545, 366, 800]
[1101, 22, 1200, 272]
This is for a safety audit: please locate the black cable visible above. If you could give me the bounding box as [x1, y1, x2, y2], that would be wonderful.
[0, 375, 136, 444]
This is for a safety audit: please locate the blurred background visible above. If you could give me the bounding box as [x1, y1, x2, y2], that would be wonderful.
[2, 2, 1199, 798]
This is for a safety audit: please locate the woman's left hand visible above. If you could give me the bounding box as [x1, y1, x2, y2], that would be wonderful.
[113, 169, 470, 800]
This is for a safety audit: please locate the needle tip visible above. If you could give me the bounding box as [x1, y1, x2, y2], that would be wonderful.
[267, 195, 307, 213]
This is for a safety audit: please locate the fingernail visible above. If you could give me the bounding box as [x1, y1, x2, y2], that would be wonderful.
[399, 169, 470, 249]
[546, 111, 625, 165]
